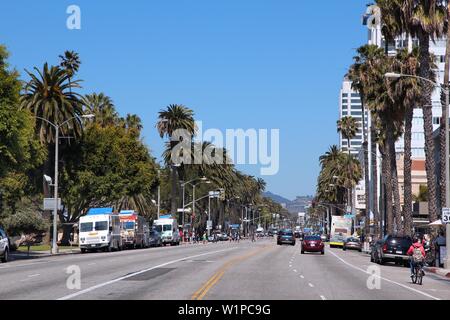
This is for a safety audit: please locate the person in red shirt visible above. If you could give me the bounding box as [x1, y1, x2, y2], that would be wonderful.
[407, 237, 426, 278]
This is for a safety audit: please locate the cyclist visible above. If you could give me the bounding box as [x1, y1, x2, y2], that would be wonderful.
[407, 237, 426, 279]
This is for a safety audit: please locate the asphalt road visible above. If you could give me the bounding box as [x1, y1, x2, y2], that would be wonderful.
[1, 238, 450, 300]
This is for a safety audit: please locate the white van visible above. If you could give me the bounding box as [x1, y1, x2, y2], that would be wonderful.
[79, 208, 122, 253]
[153, 216, 180, 246]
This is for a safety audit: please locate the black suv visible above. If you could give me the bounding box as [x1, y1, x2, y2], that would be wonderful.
[277, 229, 296, 246]
[370, 235, 412, 266]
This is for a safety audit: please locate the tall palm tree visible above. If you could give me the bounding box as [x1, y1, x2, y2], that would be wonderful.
[21, 63, 84, 143]
[390, 47, 421, 236]
[59, 51, 81, 94]
[348, 48, 372, 237]
[337, 116, 359, 210]
[439, 2, 450, 211]
[337, 116, 359, 156]
[156, 104, 196, 214]
[382, 0, 445, 225]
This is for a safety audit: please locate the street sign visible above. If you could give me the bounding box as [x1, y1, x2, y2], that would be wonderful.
[207, 220, 213, 230]
[442, 208, 450, 224]
[177, 208, 192, 213]
[43, 198, 62, 211]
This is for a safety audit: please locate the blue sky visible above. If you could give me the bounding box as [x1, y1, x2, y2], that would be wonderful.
[0, 0, 368, 200]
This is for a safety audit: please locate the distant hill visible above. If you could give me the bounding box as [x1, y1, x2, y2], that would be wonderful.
[263, 192, 313, 214]
[262, 192, 292, 206]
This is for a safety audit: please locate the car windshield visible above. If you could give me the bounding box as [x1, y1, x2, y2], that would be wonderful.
[80, 222, 93, 232]
[154, 225, 162, 232]
[163, 225, 172, 232]
[122, 222, 135, 230]
[305, 236, 321, 241]
[280, 230, 293, 236]
[95, 221, 108, 231]
[347, 238, 359, 242]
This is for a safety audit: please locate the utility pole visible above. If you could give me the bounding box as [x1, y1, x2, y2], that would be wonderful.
[157, 170, 161, 219]
[52, 124, 59, 255]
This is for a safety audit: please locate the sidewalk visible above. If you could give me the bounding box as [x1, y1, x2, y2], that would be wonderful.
[10, 248, 80, 260]
[424, 266, 450, 279]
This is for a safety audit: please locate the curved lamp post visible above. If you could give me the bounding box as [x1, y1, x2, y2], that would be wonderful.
[35, 114, 94, 254]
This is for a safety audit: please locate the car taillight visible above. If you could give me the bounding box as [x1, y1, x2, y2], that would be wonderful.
[382, 244, 388, 253]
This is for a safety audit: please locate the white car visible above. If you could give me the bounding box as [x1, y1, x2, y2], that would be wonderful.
[0, 227, 10, 263]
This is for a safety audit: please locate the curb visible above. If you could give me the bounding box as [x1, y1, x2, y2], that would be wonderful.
[424, 267, 450, 279]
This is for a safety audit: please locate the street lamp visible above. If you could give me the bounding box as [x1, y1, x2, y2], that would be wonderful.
[386, 71, 450, 268]
[35, 113, 94, 254]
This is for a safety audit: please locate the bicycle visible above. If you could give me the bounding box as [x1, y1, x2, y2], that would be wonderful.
[411, 262, 425, 285]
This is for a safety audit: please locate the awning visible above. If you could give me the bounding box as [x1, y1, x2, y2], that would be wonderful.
[428, 219, 443, 226]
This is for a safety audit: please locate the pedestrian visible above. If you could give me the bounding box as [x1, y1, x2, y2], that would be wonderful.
[203, 232, 207, 244]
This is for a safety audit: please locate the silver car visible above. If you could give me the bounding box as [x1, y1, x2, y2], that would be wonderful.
[0, 227, 10, 263]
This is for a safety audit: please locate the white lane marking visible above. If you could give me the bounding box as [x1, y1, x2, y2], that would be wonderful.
[320, 295, 326, 300]
[57, 247, 238, 300]
[300, 275, 305, 279]
[28, 274, 40, 278]
[293, 269, 298, 273]
[328, 249, 440, 301]
[88, 263, 96, 266]
[309, 283, 314, 288]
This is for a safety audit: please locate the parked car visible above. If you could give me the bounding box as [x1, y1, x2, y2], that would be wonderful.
[370, 235, 412, 266]
[343, 237, 362, 252]
[301, 235, 325, 255]
[0, 227, 10, 263]
[149, 230, 162, 247]
[320, 234, 328, 242]
[277, 229, 296, 246]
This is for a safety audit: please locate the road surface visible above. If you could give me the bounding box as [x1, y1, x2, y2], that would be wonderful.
[1, 238, 450, 300]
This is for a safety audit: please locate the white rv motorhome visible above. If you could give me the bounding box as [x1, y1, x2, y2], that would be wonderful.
[153, 215, 180, 246]
[79, 208, 122, 253]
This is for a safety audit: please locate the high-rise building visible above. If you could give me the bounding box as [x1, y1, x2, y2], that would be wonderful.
[339, 78, 369, 156]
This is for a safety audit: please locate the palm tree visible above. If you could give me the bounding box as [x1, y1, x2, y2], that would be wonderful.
[439, 2, 450, 212]
[337, 116, 359, 211]
[377, 0, 446, 226]
[59, 51, 81, 93]
[156, 104, 196, 214]
[348, 47, 373, 237]
[124, 114, 143, 133]
[83, 93, 118, 127]
[337, 116, 359, 155]
[21, 63, 84, 143]
[390, 48, 421, 236]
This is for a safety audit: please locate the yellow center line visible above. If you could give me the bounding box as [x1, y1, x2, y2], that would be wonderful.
[191, 245, 273, 300]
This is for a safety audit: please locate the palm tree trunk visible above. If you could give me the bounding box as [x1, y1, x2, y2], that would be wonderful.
[387, 121, 402, 235]
[418, 31, 439, 223]
[361, 99, 370, 237]
[381, 143, 394, 235]
[371, 125, 380, 239]
[170, 166, 178, 215]
[440, 5, 450, 211]
[403, 106, 414, 237]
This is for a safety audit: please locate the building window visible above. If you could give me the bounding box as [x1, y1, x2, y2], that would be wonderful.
[433, 117, 441, 125]
[351, 99, 361, 104]
[351, 93, 360, 98]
